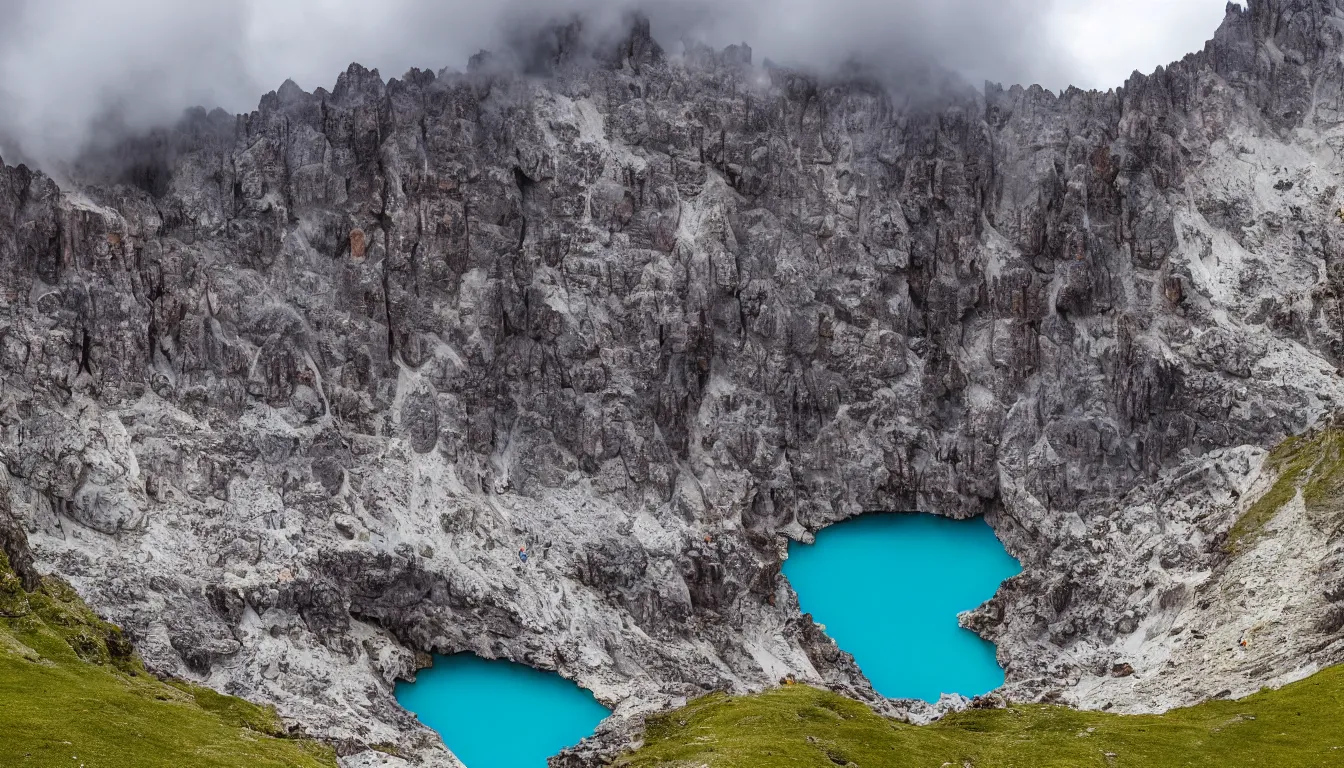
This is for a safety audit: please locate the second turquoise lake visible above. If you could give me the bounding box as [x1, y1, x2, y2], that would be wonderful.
[783, 512, 1022, 702]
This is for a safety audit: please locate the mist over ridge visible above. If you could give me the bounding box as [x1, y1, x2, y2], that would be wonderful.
[0, 0, 1229, 169]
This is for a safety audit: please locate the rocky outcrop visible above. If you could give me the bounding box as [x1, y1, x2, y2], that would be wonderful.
[4, 1, 1344, 764]
[0, 474, 41, 591]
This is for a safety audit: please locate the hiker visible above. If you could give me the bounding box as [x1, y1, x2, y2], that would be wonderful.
[518, 547, 529, 564]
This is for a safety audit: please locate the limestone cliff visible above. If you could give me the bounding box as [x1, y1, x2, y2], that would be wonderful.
[2, 1, 1344, 765]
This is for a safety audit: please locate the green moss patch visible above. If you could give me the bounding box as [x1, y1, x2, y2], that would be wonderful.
[1226, 427, 1344, 554]
[620, 666, 1344, 767]
[0, 552, 336, 768]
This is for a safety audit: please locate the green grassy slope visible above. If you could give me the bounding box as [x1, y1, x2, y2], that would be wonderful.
[1226, 425, 1344, 554]
[0, 552, 336, 768]
[619, 667, 1344, 767]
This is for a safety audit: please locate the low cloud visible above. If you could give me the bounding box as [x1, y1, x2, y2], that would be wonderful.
[0, 0, 1219, 168]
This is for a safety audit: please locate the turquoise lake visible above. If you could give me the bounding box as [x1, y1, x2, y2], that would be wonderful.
[397, 514, 1017, 765]
[783, 512, 1022, 703]
[394, 654, 610, 768]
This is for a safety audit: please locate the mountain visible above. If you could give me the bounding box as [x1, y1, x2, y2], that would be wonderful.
[2, 1, 1343, 764]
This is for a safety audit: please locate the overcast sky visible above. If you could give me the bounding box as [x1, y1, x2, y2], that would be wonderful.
[0, 0, 1231, 164]
[245, 0, 1233, 94]
[1050, 0, 1232, 89]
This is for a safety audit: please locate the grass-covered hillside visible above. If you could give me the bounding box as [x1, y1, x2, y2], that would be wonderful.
[0, 551, 336, 768]
[619, 666, 1344, 767]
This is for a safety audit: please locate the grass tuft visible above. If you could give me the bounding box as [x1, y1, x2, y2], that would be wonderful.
[1226, 427, 1344, 554]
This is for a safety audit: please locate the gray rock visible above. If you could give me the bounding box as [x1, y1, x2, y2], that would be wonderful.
[3, 2, 1344, 765]
[0, 473, 41, 591]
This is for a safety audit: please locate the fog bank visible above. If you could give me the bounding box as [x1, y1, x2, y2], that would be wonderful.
[0, 0, 1228, 167]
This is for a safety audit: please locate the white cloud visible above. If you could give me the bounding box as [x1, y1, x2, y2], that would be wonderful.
[0, 0, 1237, 165]
[1049, 0, 1231, 90]
[239, 0, 1237, 97]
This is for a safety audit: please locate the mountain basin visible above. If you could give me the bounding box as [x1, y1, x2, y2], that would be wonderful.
[783, 512, 1022, 702]
[395, 653, 611, 768]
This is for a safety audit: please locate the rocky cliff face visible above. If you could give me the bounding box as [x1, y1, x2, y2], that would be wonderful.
[3, 1, 1344, 765]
